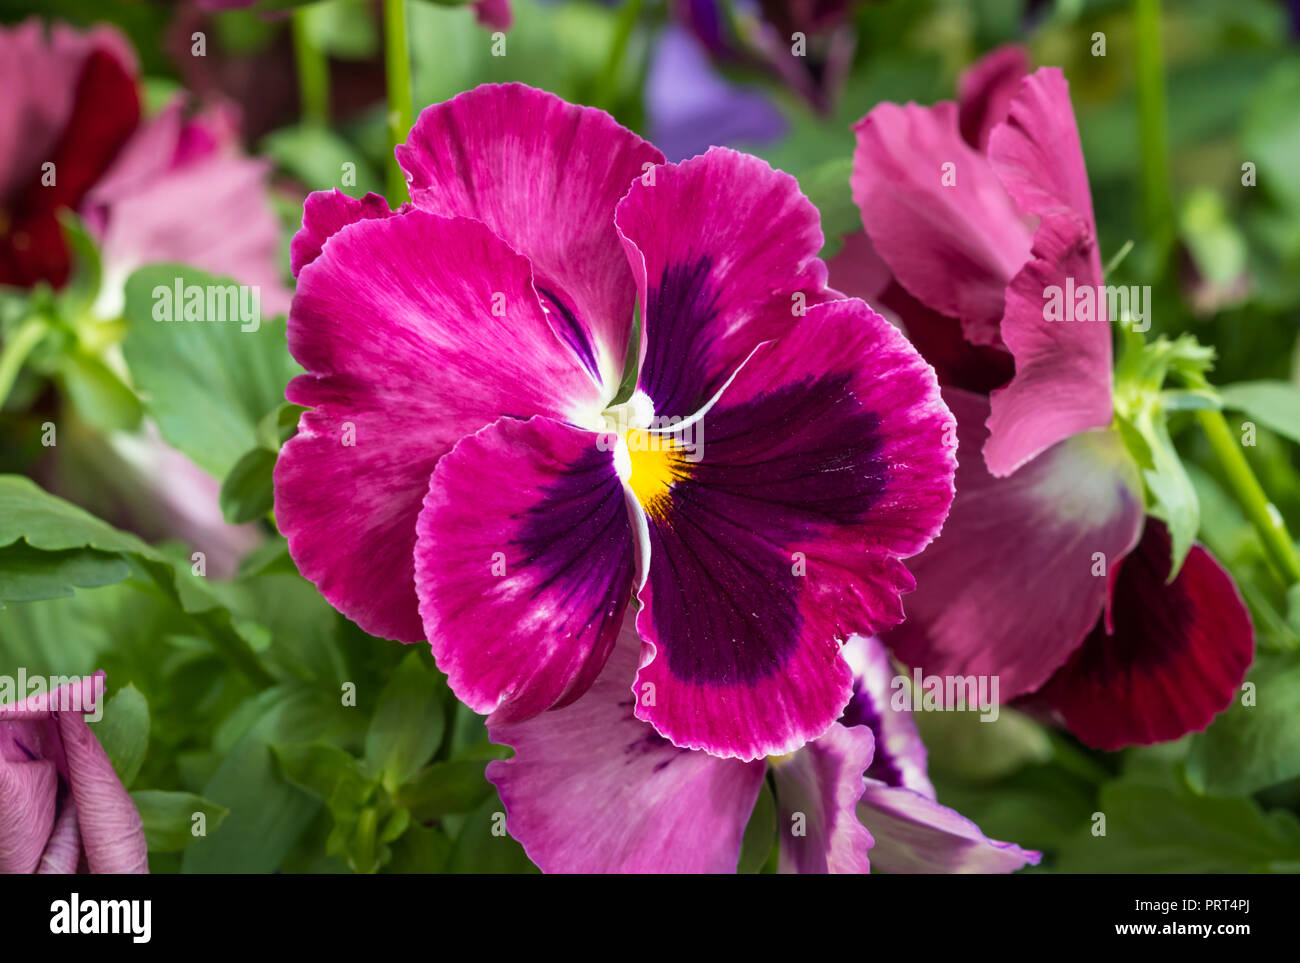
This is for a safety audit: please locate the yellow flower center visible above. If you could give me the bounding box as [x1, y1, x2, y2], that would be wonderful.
[624, 428, 687, 515]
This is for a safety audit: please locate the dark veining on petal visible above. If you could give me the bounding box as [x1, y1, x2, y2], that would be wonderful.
[839, 681, 906, 788]
[640, 256, 722, 419]
[511, 443, 633, 643]
[536, 284, 600, 381]
[648, 374, 886, 686]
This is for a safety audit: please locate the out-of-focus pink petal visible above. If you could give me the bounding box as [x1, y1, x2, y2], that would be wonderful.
[54, 709, 147, 873]
[886, 388, 1144, 702]
[957, 45, 1030, 150]
[772, 722, 874, 874]
[487, 613, 766, 873]
[851, 100, 1032, 346]
[472, 0, 512, 31]
[839, 635, 934, 797]
[1039, 520, 1254, 750]
[857, 781, 1040, 873]
[984, 213, 1114, 477]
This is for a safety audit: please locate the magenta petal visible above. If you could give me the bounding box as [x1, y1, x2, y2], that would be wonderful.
[0, 756, 58, 874]
[416, 416, 634, 722]
[398, 84, 661, 388]
[486, 613, 766, 873]
[615, 147, 835, 419]
[472, 0, 512, 31]
[887, 388, 1144, 702]
[38, 801, 82, 874]
[857, 782, 1040, 873]
[633, 298, 956, 760]
[55, 710, 147, 873]
[290, 188, 404, 276]
[851, 100, 1032, 346]
[276, 212, 602, 642]
[1040, 521, 1254, 750]
[988, 67, 1099, 231]
[839, 635, 934, 797]
[84, 99, 290, 318]
[957, 45, 1030, 150]
[772, 722, 874, 874]
[983, 213, 1114, 477]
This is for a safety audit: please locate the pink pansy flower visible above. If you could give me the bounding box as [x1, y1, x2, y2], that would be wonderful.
[0, 18, 288, 316]
[0, 673, 148, 874]
[275, 83, 957, 761]
[834, 47, 1253, 749]
[485, 614, 1040, 873]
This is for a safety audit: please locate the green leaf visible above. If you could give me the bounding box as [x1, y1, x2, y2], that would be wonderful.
[261, 124, 383, 198]
[1186, 653, 1300, 796]
[219, 447, 277, 524]
[183, 686, 356, 872]
[57, 352, 143, 432]
[1220, 380, 1300, 446]
[446, 792, 538, 874]
[130, 790, 229, 853]
[0, 541, 131, 604]
[93, 684, 150, 789]
[797, 157, 858, 259]
[385, 822, 453, 874]
[397, 759, 493, 820]
[1054, 781, 1300, 873]
[737, 781, 776, 874]
[272, 741, 368, 801]
[121, 264, 300, 479]
[365, 651, 446, 791]
[915, 706, 1054, 782]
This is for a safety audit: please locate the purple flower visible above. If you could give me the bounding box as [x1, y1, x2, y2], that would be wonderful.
[275, 83, 956, 761]
[0, 674, 148, 874]
[485, 616, 1039, 873]
[835, 49, 1254, 749]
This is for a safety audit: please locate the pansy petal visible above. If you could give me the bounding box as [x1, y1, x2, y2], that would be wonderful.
[486, 612, 766, 873]
[957, 44, 1030, 150]
[397, 83, 662, 388]
[886, 388, 1144, 702]
[851, 100, 1032, 346]
[1039, 521, 1254, 750]
[85, 101, 290, 318]
[857, 782, 1040, 873]
[276, 212, 603, 642]
[615, 147, 835, 420]
[839, 635, 934, 796]
[416, 415, 634, 722]
[984, 213, 1114, 477]
[38, 801, 83, 874]
[772, 722, 874, 874]
[632, 298, 956, 760]
[55, 709, 148, 873]
[0, 756, 57, 874]
[988, 67, 1099, 232]
[290, 189, 403, 276]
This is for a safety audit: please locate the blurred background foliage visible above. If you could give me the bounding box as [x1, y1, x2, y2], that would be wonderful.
[1, 0, 1298, 872]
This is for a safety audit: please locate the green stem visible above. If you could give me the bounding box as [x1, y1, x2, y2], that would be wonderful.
[592, 0, 644, 111]
[1134, 0, 1173, 252]
[1196, 408, 1300, 586]
[292, 7, 331, 127]
[383, 0, 413, 203]
[0, 316, 49, 409]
